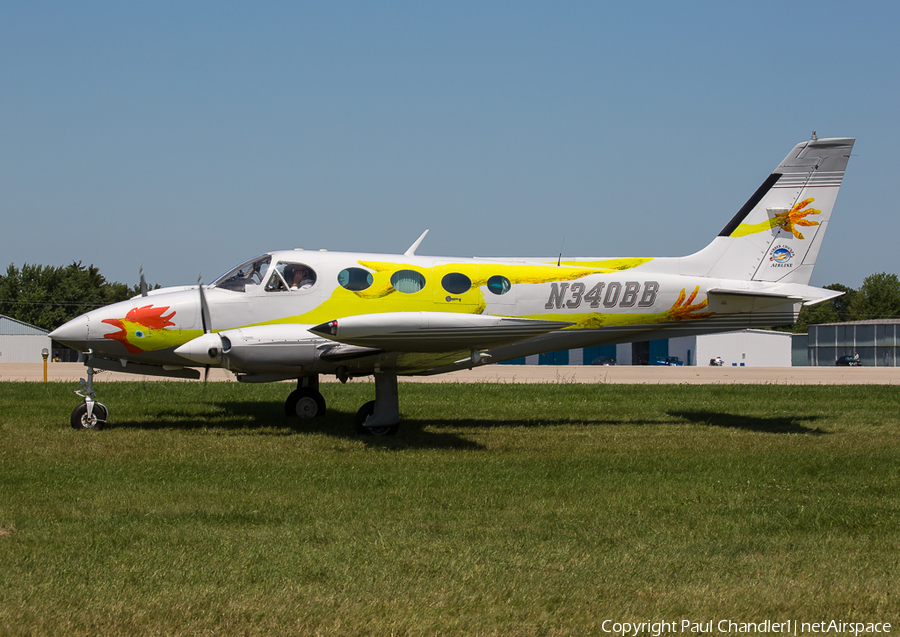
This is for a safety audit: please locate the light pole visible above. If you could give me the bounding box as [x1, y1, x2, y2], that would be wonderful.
[42, 348, 49, 383]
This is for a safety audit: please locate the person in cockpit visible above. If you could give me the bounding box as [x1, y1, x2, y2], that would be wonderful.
[284, 264, 316, 290]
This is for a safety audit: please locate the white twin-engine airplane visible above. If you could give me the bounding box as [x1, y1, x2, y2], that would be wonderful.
[51, 135, 854, 435]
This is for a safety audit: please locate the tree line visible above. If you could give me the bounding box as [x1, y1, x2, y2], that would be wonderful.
[0, 262, 150, 332]
[0, 262, 898, 334]
[791, 272, 900, 333]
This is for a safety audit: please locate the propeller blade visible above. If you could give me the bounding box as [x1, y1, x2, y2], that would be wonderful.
[191, 277, 222, 384]
[140, 265, 148, 297]
[198, 274, 212, 335]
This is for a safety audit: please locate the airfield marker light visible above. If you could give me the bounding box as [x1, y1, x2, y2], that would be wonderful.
[41, 348, 49, 383]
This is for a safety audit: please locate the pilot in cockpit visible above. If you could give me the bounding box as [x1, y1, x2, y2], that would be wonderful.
[284, 264, 316, 290]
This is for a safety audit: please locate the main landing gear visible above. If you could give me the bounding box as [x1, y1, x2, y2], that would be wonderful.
[354, 372, 399, 437]
[285, 372, 400, 436]
[70, 361, 108, 430]
[284, 376, 327, 418]
[68, 365, 401, 436]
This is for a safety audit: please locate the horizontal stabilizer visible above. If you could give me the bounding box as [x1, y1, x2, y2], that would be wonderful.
[310, 312, 573, 352]
[708, 283, 843, 306]
[706, 289, 801, 317]
[705, 283, 841, 324]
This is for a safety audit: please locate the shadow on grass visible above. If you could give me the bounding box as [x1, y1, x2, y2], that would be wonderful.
[112, 401, 490, 450]
[669, 410, 828, 435]
[108, 397, 827, 450]
[110, 400, 672, 450]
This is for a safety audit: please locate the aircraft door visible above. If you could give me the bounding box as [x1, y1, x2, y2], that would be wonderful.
[434, 271, 483, 312]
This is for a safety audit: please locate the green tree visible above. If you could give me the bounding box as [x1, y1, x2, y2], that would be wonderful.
[0, 262, 143, 331]
[850, 272, 900, 321]
[792, 283, 857, 333]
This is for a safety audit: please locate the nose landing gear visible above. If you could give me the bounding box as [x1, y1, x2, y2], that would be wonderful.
[70, 361, 108, 430]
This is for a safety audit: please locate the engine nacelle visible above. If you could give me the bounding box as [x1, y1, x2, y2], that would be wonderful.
[175, 324, 328, 373]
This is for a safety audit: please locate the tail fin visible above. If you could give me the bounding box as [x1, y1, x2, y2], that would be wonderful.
[679, 135, 855, 284]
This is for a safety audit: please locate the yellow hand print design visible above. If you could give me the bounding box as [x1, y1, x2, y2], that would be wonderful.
[772, 198, 821, 239]
[665, 286, 714, 321]
[731, 198, 821, 240]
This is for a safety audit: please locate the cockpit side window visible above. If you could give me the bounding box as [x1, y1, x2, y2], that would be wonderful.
[212, 256, 271, 293]
[265, 270, 289, 292]
[266, 262, 318, 292]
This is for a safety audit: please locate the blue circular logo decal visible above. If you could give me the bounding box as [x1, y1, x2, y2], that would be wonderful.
[771, 247, 792, 262]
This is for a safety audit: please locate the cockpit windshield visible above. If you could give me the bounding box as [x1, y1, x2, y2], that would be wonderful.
[212, 255, 271, 292]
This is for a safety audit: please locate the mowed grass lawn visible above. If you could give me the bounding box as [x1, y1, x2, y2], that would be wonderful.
[1, 379, 898, 635]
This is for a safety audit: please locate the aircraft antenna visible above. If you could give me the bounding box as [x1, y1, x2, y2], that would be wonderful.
[557, 237, 565, 266]
[404, 229, 429, 256]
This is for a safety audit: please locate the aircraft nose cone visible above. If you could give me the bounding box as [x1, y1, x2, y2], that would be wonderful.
[49, 314, 91, 349]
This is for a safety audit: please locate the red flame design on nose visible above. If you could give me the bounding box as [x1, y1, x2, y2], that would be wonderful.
[102, 305, 176, 354]
[125, 305, 176, 329]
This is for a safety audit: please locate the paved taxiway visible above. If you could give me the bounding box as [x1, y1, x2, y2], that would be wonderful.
[3, 363, 898, 385]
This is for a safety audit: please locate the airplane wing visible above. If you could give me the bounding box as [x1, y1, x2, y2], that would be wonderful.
[310, 312, 573, 352]
[317, 343, 385, 362]
[88, 355, 202, 379]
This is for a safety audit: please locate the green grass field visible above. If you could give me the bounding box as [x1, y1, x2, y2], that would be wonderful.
[1, 380, 898, 635]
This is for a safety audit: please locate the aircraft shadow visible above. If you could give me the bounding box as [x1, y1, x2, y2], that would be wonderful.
[110, 403, 663, 450]
[111, 402, 488, 450]
[669, 410, 828, 435]
[109, 401, 827, 450]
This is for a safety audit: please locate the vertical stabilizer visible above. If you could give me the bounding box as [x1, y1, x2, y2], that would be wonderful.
[679, 136, 854, 284]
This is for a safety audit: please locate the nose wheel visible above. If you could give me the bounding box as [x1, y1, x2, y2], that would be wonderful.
[70, 360, 108, 430]
[71, 402, 108, 430]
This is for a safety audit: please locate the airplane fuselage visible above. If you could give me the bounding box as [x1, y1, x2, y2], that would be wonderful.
[51, 248, 809, 378]
[49, 135, 855, 433]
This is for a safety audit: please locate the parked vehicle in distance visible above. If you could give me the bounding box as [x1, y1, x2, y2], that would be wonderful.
[655, 356, 684, 366]
[590, 356, 616, 366]
[709, 356, 724, 366]
[836, 355, 862, 367]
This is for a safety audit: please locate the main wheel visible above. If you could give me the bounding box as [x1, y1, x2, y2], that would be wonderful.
[354, 401, 399, 436]
[285, 388, 326, 418]
[70, 403, 108, 430]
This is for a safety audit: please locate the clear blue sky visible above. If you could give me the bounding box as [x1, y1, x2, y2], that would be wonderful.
[2, 1, 897, 289]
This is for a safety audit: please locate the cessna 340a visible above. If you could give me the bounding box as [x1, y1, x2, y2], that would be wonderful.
[51, 135, 854, 435]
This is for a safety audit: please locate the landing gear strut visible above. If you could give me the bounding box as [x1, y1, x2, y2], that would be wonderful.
[285, 375, 326, 418]
[355, 372, 399, 436]
[70, 359, 108, 430]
